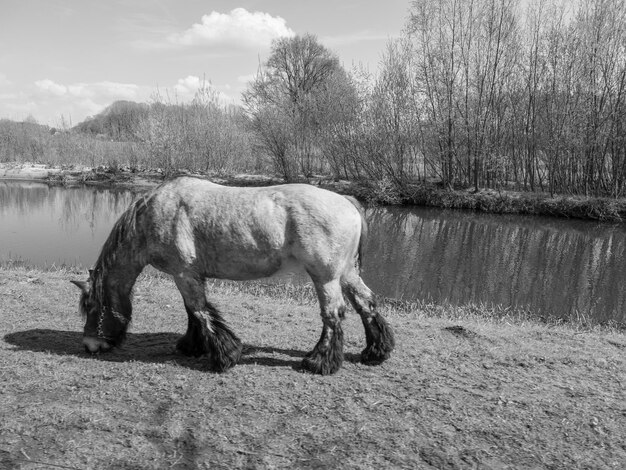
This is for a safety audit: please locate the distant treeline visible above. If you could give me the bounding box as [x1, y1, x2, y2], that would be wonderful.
[0, 90, 263, 175]
[1, 0, 625, 198]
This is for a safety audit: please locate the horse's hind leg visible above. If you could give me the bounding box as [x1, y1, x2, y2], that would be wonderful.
[174, 275, 242, 372]
[302, 279, 345, 375]
[342, 272, 395, 365]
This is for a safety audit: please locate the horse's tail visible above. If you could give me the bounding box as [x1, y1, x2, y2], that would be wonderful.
[344, 195, 367, 272]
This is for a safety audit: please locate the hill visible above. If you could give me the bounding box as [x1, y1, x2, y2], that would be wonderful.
[74, 100, 149, 141]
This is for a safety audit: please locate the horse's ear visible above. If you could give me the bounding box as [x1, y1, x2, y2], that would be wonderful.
[70, 280, 89, 294]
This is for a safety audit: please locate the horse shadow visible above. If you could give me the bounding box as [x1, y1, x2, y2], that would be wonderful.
[3, 329, 361, 372]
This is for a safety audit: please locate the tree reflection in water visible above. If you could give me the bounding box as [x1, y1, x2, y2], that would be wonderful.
[364, 206, 625, 325]
[0, 181, 137, 267]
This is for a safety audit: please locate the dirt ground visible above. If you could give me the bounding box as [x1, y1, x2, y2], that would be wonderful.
[1, 267, 625, 469]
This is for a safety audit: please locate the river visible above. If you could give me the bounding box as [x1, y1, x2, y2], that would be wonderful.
[1, 180, 624, 325]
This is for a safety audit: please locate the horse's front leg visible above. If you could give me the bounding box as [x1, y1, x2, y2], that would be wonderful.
[176, 305, 209, 357]
[175, 275, 242, 372]
[302, 280, 345, 375]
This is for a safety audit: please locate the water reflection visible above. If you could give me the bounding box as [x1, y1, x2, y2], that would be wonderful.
[1, 181, 624, 324]
[364, 206, 626, 324]
[0, 181, 136, 266]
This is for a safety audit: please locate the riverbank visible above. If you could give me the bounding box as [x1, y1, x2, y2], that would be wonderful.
[2, 162, 626, 222]
[375, 181, 626, 223]
[1, 265, 624, 468]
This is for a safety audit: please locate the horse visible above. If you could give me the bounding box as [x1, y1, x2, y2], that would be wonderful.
[71, 177, 394, 375]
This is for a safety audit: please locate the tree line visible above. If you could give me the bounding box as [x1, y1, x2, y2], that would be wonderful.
[398, 0, 626, 197]
[244, 0, 626, 198]
[1, 0, 625, 198]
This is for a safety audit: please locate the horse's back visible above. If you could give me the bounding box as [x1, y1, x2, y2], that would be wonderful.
[143, 177, 363, 280]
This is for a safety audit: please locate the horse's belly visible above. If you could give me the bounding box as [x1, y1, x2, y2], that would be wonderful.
[267, 256, 307, 279]
[208, 251, 306, 281]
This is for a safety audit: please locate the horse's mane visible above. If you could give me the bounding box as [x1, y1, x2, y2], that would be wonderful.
[90, 192, 152, 308]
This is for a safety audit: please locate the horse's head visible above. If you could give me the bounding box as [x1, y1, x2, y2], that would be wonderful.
[71, 272, 129, 353]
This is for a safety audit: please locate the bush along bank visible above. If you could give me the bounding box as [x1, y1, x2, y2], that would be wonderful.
[351, 179, 626, 222]
[43, 167, 626, 222]
[3, 162, 626, 222]
[47, 168, 626, 222]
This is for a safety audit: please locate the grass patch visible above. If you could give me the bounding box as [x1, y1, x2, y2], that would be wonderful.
[1, 265, 625, 468]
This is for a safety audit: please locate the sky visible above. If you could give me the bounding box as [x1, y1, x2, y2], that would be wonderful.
[0, 0, 410, 127]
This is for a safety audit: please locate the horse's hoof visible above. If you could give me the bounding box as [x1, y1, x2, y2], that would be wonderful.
[207, 337, 242, 372]
[301, 351, 342, 375]
[176, 337, 208, 357]
[360, 345, 391, 365]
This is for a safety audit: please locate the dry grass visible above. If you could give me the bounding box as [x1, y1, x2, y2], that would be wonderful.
[353, 181, 626, 222]
[1, 266, 625, 469]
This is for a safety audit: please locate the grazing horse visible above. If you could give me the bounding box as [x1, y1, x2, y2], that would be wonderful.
[71, 177, 394, 375]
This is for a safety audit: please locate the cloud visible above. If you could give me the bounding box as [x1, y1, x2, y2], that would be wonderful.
[35, 79, 68, 96]
[75, 98, 105, 118]
[35, 79, 139, 101]
[69, 81, 139, 100]
[13, 76, 237, 125]
[169, 8, 295, 49]
[168, 75, 234, 104]
[174, 75, 202, 96]
[25, 79, 147, 125]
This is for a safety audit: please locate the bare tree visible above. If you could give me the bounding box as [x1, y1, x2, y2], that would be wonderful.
[243, 34, 357, 180]
[136, 84, 256, 175]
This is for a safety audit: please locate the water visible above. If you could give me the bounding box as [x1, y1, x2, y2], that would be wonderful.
[1, 180, 624, 324]
[0, 181, 136, 267]
[363, 206, 626, 324]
